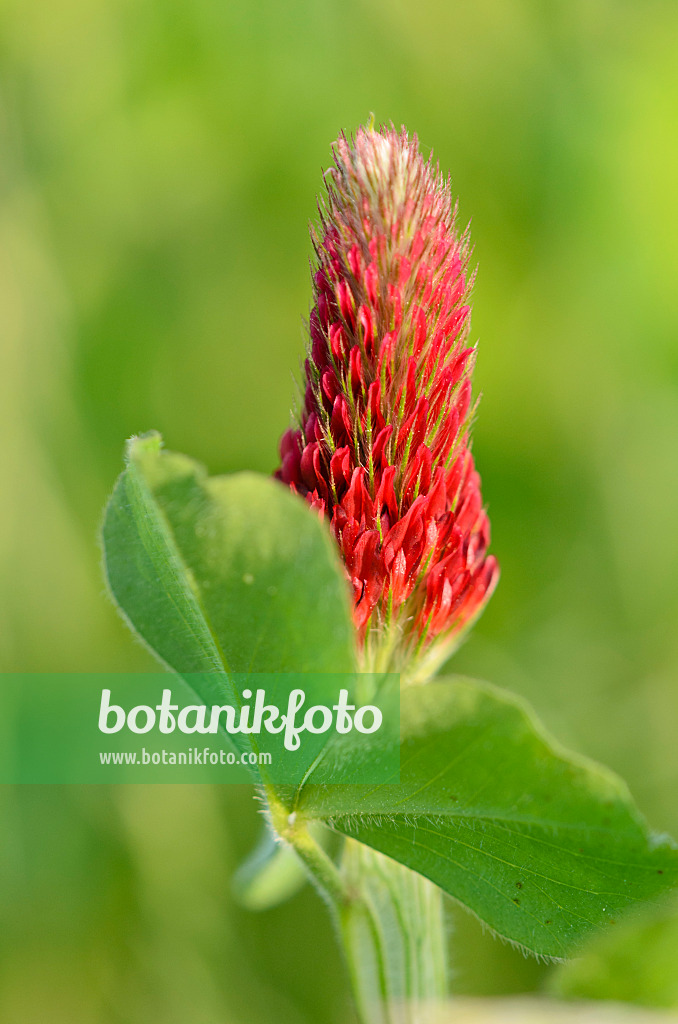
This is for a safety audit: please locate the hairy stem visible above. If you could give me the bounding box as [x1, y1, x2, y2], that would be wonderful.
[267, 786, 448, 1023]
[340, 840, 448, 1024]
[265, 786, 348, 913]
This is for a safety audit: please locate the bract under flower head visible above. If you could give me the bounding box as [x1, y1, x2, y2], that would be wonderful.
[277, 123, 499, 676]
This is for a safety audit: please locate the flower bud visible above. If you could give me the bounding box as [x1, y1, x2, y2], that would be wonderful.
[277, 124, 499, 674]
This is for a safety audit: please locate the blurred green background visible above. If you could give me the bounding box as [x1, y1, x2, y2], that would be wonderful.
[1, 0, 678, 1019]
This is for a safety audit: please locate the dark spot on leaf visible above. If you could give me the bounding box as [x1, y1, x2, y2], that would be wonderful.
[545, 920, 552, 925]
[609, 919, 616, 925]
[512, 897, 520, 905]
[515, 881, 523, 889]
[658, 869, 664, 875]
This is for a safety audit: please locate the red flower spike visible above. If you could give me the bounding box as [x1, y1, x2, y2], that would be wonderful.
[276, 123, 499, 675]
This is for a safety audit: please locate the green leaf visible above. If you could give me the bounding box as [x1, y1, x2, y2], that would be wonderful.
[102, 430, 355, 682]
[295, 677, 678, 960]
[550, 893, 678, 1007]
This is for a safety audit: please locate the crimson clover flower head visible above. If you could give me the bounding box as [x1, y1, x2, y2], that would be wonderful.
[277, 123, 499, 675]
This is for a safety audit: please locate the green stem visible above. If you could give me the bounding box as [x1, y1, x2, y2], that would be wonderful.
[340, 841, 448, 1023]
[265, 786, 347, 914]
[267, 786, 448, 1023]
